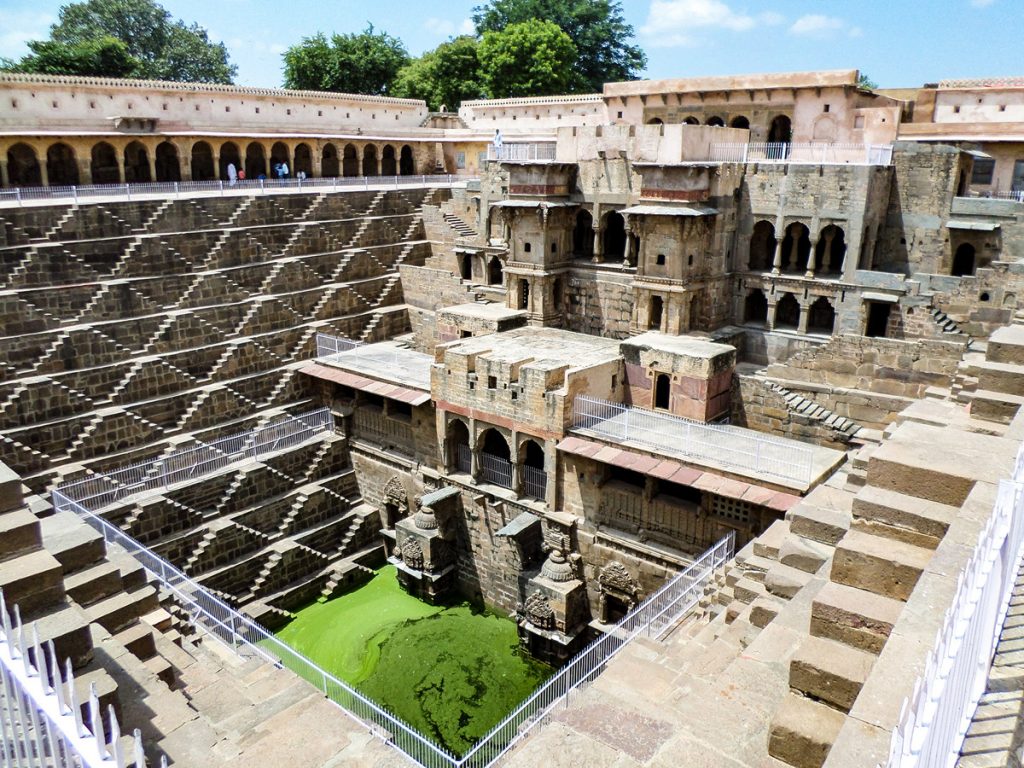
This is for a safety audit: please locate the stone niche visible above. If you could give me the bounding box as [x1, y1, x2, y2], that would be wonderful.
[620, 331, 736, 421]
[391, 485, 460, 603]
[516, 548, 590, 665]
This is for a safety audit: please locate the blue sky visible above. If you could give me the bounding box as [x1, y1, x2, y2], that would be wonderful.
[0, 0, 1019, 90]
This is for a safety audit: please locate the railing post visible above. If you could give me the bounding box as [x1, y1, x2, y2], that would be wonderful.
[73, 185, 78, 204]
[126, 184, 131, 200]
[742, 142, 749, 164]
[16, 188, 21, 207]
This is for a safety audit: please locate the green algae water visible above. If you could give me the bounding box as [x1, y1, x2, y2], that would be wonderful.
[275, 566, 552, 755]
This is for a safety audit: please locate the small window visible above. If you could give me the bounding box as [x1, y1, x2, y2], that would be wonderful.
[854, 116, 865, 129]
[611, 374, 617, 390]
[823, 104, 830, 113]
[487, 375, 497, 389]
[162, 103, 168, 111]
[287, 108, 291, 115]
[225, 106, 230, 112]
[89, 100, 96, 109]
[617, 111, 623, 119]
[461, 330, 472, 338]
[255, 107, 260, 114]
[972, 158, 996, 185]
[954, 105, 961, 114]
[551, 242, 557, 253]
[688, 254, 694, 266]
[656, 253, 666, 266]
[456, 151, 466, 169]
[318, 110, 323, 117]
[524, 242, 532, 253]
[999, 105, 1007, 112]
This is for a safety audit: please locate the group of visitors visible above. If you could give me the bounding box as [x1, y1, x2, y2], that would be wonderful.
[224, 161, 297, 186]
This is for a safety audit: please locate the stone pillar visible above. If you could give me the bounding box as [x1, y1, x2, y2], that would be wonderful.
[679, 295, 692, 333]
[592, 226, 603, 263]
[624, 218, 636, 267]
[39, 161, 49, 188]
[180, 144, 192, 182]
[0, 157, 8, 188]
[544, 439, 557, 509]
[786, 232, 799, 272]
[805, 239, 819, 279]
[766, 301, 777, 331]
[77, 158, 92, 186]
[770, 238, 783, 274]
[527, 278, 536, 314]
[146, 147, 158, 184]
[213, 151, 221, 180]
[797, 301, 809, 334]
[312, 149, 323, 179]
[822, 229, 837, 273]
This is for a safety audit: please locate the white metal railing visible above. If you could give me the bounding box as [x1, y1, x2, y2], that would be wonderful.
[314, 333, 433, 390]
[54, 408, 332, 511]
[886, 442, 1024, 768]
[479, 452, 513, 489]
[0, 175, 473, 207]
[487, 143, 557, 162]
[522, 466, 547, 500]
[0, 590, 161, 768]
[316, 332, 364, 360]
[572, 395, 814, 485]
[52, 477, 733, 768]
[707, 142, 894, 166]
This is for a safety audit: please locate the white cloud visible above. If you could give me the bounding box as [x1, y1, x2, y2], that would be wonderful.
[424, 17, 475, 38]
[789, 14, 846, 37]
[848, 26, 863, 38]
[0, 10, 54, 59]
[641, 0, 775, 47]
[970, 0, 996, 6]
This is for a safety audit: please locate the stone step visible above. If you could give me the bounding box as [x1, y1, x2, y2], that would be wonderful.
[788, 504, 851, 546]
[985, 324, 1024, 365]
[851, 485, 958, 549]
[973, 359, 1024, 397]
[73, 663, 121, 734]
[0, 548, 65, 615]
[811, 581, 903, 655]
[769, 693, 845, 768]
[39, 511, 106, 574]
[112, 623, 157, 661]
[778, 535, 831, 574]
[733, 576, 767, 604]
[971, 389, 1024, 424]
[765, 561, 815, 599]
[141, 607, 173, 633]
[109, 552, 147, 591]
[831, 529, 932, 601]
[29, 602, 95, 669]
[85, 586, 159, 634]
[0, 508, 42, 561]
[749, 596, 783, 628]
[736, 552, 776, 582]
[753, 519, 790, 560]
[143, 654, 176, 688]
[789, 635, 875, 713]
[64, 561, 124, 607]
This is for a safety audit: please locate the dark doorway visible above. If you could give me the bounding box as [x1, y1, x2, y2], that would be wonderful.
[270, 142, 289, 177]
[768, 115, 792, 143]
[123, 141, 151, 183]
[519, 279, 530, 309]
[952, 243, 976, 277]
[603, 211, 626, 261]
[781, 223, 812, 273]
[707, 116, 724, 127]
[744, 290, 768, 325]
[649, 295, 663, 329]
[363, 144, 378, 176]
[400, 145, 415, 175]
[573, 210, 594, 257]
[91, 142, 120, 184]
[46, 143, 79, 186]
[807, 297, 836, 334]
[381, 145, 397, 176]
[865, 302, 891, 338]
[775, 293, 800, 329]
[294, 143, 312, 177]
[730, 116, 750, 129]
[343, 144, 359, 177]
[155, 141, 180, 182]
[449, 420, 471, 472]
[488, 256, 503, 285]
[220, 142, 241, 180]
[654, 373, 671, 410]
[7, 144, 41, 187]
[190, 141, 214, 181]
[749, 221, 775, 271]
[322, 143, 340, 177]
[460, 252, 472, 280]
[245, 142, 266, 179]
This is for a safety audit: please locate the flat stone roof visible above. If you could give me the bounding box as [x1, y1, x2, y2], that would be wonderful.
[623, 332, 735, 360]
[618, 205, 718, 217]
[440, 303, 527, 322]
[603, 69, 858, 98]
[314, 340, 433, 391]
[443, 327, 621, 370]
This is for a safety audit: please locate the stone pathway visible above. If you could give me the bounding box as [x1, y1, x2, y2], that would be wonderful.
[958, 556, 1024, 768]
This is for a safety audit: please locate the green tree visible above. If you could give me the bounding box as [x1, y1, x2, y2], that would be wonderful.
[283, 26, 409, 95]
[857, 72, 878, 90]
[47, 0, 235, 83]
[2, 36, 141, 78]
[477, 19, 576, 99]
[393, 36, 484, 111]
[473, 0, 645, 92]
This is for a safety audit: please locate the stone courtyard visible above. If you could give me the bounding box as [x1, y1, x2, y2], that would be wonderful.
[2, 68, 1024, 768]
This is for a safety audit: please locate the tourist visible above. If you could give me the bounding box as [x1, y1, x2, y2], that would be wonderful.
[238, 169, 246, 181]
[281, 162, 289, 179]
[226, 162, 237, 186]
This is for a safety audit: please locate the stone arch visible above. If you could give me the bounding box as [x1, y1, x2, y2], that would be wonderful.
[294, 143, 313, 177]
[123, 140, 151, 183]
[768, 114, 792, 143]
[573, 209, 594, 257]
[730, 115, 750, 129]
[683, 116, 700, 126]
[598, 562, 641, 622]
[380, 475, 408, 530]
[782, 222, 812, 273]
[519, 437, 545, 469]
[270, 142, 289, 177]
[459, 251, 472, 280]
[381, 144, 397, 176]
[647, 117, 664, 125]
[154, 141, 180, 182]
[815, 225, 846, 275]
[244, 142, 266, 178]
[7, 143, 41, 187]
[46, 142, 79, 186]
[342, 143, 359, 177]
[190, 141, 214, 181]
[91, 141, 120, 185]
[807, 297, 835, 334]
[321, 143, 339, 177]
[953, 243, 976, 277]
[447, 418, 471, 472]
[602, 210, 626, 261]
[220, 141, 241, 179]
[775, 293, 800, 329]
[749, 220, 775, 271]
[478, 426, 512, 459]
[812, 116, 837, 142]
[654, 372, 671, 409]
[487, 256, 503, 286]
[519, 437, 546, 499]
[706, 116, 725, 127]
[400, 145, 415, 175]
[363, 144, 378, 176]
[744, 290, 768, 325]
